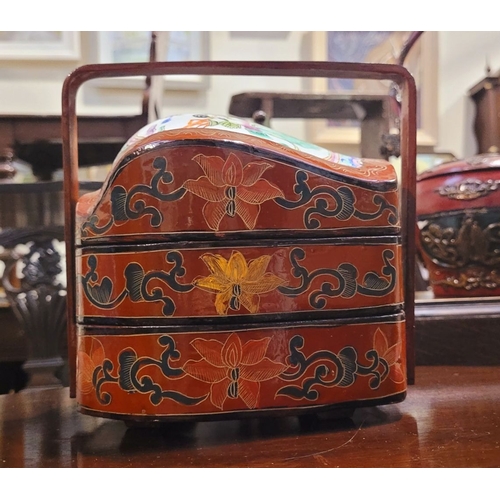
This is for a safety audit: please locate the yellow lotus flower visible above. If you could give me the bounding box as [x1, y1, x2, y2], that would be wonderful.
[194, 251, 286, 315]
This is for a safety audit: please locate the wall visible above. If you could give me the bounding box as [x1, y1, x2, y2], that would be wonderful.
[2, 31, 500, 159]
[438, 31, 500, 159]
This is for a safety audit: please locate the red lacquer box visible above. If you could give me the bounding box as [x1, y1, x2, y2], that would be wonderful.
[62, 61, 417, 424]
[417, 152, 500, 298]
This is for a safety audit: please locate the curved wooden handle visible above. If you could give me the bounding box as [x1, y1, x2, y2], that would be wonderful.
[398, 31, 425, 67]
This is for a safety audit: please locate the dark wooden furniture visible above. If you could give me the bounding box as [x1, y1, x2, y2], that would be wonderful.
[0, 33, 159, 181]
[469, 71, 500, 154]
[415, 295, 500, 366]
[0, 114, 147, 180]
[0, 178, 102, 391]
[228, 92, 392, 159]
[0, 306, 27, 393]
[1, 366, 499, 467]
[227, 33, 426, 163]
[0, 226, 67, 389]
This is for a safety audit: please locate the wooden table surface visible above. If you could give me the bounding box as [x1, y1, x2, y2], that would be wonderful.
[1, 366, 499, 468]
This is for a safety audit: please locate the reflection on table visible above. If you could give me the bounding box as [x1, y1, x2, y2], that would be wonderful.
[0, 366, 499, 467]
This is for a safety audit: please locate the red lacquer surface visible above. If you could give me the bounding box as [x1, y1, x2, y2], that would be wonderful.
[74, 126, 406, 419]
[416, 153, 500, 297]
[77, 137, 399, 243]
[77, 242, 403, 320]
[77, 319, 406, 418]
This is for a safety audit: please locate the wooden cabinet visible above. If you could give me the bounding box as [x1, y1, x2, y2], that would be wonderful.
[469, 73, 500, 154]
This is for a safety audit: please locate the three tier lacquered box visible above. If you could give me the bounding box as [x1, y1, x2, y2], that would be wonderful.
[63, 61, 417, 424]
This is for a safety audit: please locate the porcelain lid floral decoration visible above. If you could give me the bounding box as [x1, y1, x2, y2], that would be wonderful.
[117, 113, 365, 169]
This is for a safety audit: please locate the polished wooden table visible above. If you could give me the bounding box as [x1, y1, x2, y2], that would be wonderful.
[1, 366, 499, 467]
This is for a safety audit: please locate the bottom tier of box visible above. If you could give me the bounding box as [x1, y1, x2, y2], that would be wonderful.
[77, 314, 406, 421]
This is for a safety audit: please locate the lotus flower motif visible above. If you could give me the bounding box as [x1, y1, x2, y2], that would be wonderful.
[194, 250, 285, 315]
[373, 328, 405, 384]
[77, 337, 105, 395]
[183, 333, 286, 410]
[183, 153, 284, 230]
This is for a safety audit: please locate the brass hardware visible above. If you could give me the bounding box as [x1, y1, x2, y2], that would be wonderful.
[435, 270, 500, 290]
[420, 215, 500, 268]
[436, 179, 500, 200]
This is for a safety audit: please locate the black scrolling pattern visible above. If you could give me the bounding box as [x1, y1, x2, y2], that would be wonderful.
[275, 171, 398, 229]
[86, 333, 400, 408]
[81, 251, 193, 316]
[276, 335, 390, 400]
[278, 248, 397, 309]
[93, 335, 207, 406]
[81, 156, 186, 236]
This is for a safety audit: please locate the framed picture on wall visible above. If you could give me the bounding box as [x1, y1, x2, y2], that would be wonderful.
[304, 31, 438, 151]
[96, 31, 209, 90]
[0, 31, 80, 60]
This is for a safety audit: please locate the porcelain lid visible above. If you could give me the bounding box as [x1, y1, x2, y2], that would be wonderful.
[115, 113, 365, 170]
